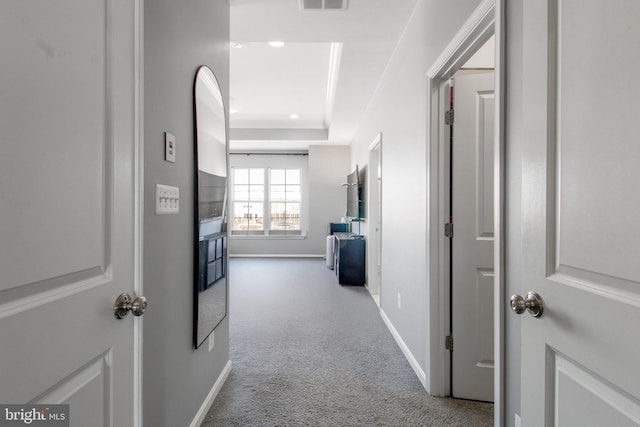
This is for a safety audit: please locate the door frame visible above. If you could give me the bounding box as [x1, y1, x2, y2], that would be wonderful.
[133, 0, 145, 424]
[367, 133, 382, 307]
[425, 0, 504, 424]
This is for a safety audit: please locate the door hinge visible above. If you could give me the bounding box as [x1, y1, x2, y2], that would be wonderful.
[445, 335, 453, 351]
[444, 222, 454, 238]
[445, 108, 454, 125]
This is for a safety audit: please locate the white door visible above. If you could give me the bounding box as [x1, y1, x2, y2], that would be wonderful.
[0, 1, 141, 426]
[518, 1, 640, 425]
[451, 71, 495, 402]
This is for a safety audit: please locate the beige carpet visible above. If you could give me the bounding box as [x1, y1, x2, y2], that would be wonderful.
[203, 258, 493, 426]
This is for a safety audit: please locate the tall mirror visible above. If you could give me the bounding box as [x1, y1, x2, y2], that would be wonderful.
[193, 66, 228, 348]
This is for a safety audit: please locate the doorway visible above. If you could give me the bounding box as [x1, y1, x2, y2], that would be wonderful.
[367, 134, 382, 307]
[425, 0, 503, 417]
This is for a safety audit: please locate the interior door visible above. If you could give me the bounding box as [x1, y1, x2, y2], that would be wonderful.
[451, 71, 495, 402]
[518, 1, 640, 425]
[0, 1, 141, 426]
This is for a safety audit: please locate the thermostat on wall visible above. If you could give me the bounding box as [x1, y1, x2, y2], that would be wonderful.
[165, 132, 176, 163]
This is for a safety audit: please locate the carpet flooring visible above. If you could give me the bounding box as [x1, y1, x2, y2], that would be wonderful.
[202, 258, 493, 427]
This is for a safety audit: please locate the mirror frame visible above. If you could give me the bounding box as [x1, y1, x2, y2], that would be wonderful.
[192, 65, 228, 349]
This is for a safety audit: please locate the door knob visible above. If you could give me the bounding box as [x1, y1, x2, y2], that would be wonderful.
[510, 292, 544, 318]
[114, 293, 147, 319]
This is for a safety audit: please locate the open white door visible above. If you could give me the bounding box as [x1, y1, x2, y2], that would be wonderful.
[451, 71, 495, 402]
[0, 1, 142, 425]
[518, 1, 640, 425]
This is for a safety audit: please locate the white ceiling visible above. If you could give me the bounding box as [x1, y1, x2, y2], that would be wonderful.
[229, 0, 419, 152]
[230, 42, 332, 129]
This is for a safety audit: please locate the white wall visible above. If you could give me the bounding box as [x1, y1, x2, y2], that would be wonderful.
[143, 1, 230, 426]
[229, 145, 350, 256]
[308, 145, 352, 250]
[349, 0, 485, 381]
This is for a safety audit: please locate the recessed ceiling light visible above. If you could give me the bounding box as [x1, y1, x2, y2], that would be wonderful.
[268, 41, 285, 48]
[230, 42, 243, 49]
[290, 114, 299, 119]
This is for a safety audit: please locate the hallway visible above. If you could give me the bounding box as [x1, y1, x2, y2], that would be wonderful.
[203, 258, 492, 426]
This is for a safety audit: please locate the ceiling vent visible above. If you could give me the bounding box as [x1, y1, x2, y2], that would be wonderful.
[299, 0, 348, 11]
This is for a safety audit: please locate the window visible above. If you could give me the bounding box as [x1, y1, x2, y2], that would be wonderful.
[231, 167, 303, 236]
[232, 168, 264, 235]
[269, 169, 301, 235]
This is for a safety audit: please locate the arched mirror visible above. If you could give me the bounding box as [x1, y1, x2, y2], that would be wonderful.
[193, 66, 228, 348]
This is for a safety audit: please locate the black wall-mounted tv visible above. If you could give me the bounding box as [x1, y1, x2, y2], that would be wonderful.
[198, 171, 227, 238]
[346, 165, 362, 219]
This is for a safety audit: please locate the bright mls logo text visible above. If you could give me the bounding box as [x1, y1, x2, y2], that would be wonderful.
[1, 405, 68, 426]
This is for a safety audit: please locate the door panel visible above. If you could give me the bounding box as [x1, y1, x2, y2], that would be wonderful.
[549, 351, 640, 427]
[451, 71, 495, 402]
[476, 90, 495, 240]
[474, 268, 495, 367]
[520, 0, 640, 424]
[0, 0, 107, 291]
[0, 1, 139, 425]
[554, 1, 640, 284]
[34, 354, 112, 426]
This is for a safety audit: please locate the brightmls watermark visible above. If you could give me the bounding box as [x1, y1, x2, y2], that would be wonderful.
[0, 405, 68, 426]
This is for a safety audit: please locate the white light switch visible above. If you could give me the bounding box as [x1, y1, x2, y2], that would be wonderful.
[156, 184, 179, 214]
[165, 132, 176, 163]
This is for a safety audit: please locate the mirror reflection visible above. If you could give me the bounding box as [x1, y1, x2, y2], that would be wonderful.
[194, 66, 228, 348]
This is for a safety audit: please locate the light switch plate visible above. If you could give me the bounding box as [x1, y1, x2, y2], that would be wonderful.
[156, 184, 179, 214]
[165, 132, 176, 163]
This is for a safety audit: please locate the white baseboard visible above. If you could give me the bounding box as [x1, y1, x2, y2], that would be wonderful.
[190, 360, 232, 427]
[364, 284, 380, 307]
[229, 254, 324, 258]
[379, 309, 428, 390]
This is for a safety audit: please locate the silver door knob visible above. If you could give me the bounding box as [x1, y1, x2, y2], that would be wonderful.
[510, 292, 544, 318]
[114, 293, 147, 319]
